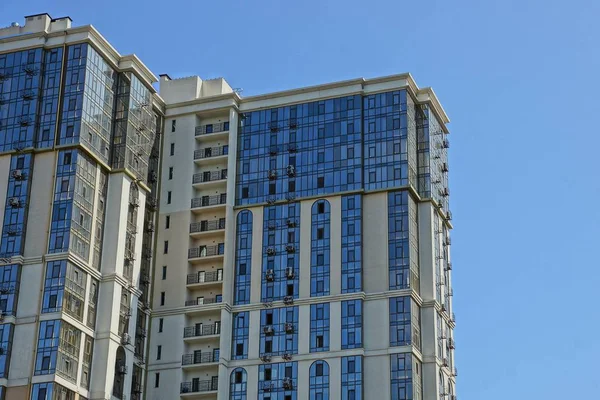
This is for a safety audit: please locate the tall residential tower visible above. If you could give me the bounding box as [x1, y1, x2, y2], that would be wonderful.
[148, 74, 455, 400]
[0, 14, 163, 400]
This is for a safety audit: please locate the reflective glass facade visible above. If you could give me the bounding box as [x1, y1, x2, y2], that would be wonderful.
[310, 303, 330, 352]
[309, 360, 330, 400]
[0, 48, 43, 151]
[260, 306, 298, 356]
[341, 194, 362, 293]
[258, 361, 297, 400]
[390, 353, 422, 400]
[388, 191, 419, 291]
[31, 382, 75, 400]
[0, 263, 20, 316]
[41, 260, 87, 322]
[261, 204, 300, 301]
[0, 323, 14, 378]
[1, 154, 33, 257]
[230, 367, 247, 400]
[389, 296, 421, 350]
[235, 210, 252, 304]
[341, 356, 362, 400]
[232, 312, 249, 360]
[310, 200, 330, 297]
[341, 299, 362, 349]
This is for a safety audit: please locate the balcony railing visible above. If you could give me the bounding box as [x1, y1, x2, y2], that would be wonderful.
[194, 146, 229, 160]
[192, 170, 228, 184]
[190, 219, 226, 234]
[180, 380, 218, 394]
[184, 297, 222, 307]
[182, 352, 218, 365]
[191, 194, 227, 208]
[183, 323, 221, 338]
[188, 244, 224, 259]
[195, 122, 229, 136]
[187, 271, 223, 285]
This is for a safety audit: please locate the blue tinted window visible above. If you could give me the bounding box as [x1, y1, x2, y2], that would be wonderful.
[310, 303, 330, 352]
[230, 367, 247, 399]
[341, 194, 362, 292]
[231, 312, 249, 360]
[258, 362, 297, 400]
[1, 154, 33, 257]
[341, 300, 362, 349]
[0, 264, 21, 317]
[391, 353, 419, 400]
[389, 297, 421, 350]
[341, 356, 362, 400]
[234, 210, 252, 304]
[0, 323, 14, 378]
[311, 200, 330, 296]
[260, 306, 298, 357]
[310, 360, 329, 400]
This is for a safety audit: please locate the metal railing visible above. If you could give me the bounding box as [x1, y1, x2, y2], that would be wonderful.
[187, 271, 222, 285]
[191, 194, 227, 208]
[192, 170, 228, 184]
[190, 219, 226, 234]
[195, 122, 229, 136]
[183, 323, 221, 338]
[194, 146, 228, 160]
[180, 380, 218, 393]
[181, 352, 218, 365]
[184, 297, 222, 307]
[188, 244, 224, 259]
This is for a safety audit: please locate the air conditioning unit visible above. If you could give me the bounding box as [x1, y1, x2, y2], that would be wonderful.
[442, 358, 449, 367]
[8, 197, 20, 207]
[288, 120, 297, 129]
[282, 377, 294, 390]
[285, 245, 295, 253]
[446, 262, 453, 271]
[441, 187, 450, 197]
[286, 219, 296, 228]
[118, 365, 128, 374]
[260, 355, 272, 362]
[146, 222, 155, 232]
[285, 267, 295, 279]
[284, 323, 294, 333]
[0, 311, 4, 321]
[446, 210, 453, 221]
[288, 145, 297, 153]
[268, 170, 277, 180]
[263, 325, 275, 336]
[0, 347, 4, 355]
[445, 237, 452, 246]
[283, 296, 294, 305]
[269, 146, 278, 155]
[441, 163, 449, 173]
[12, 169, 24, 180]
[149, 172, 158, 182]
[265, 269, 275, 282]
[130, 198, 140, 207]
[442, 139, 450, 149]
[267, 222, 277, 230]
[266, 247, 276, 256]
[448, 338, 455, 349]
[282, 353, 292, 361]
[286, 193, 296, 202]
[440, 304, 446, 312]
[0, 286, 8, 294]
[286, 165, 295, 177]
[266, 196, 277, 205]
[121, 333, 131, 345]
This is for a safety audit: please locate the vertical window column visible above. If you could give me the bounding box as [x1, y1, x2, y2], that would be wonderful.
[310, 303, 330, 352]
[341, 194, 362, 293]
[1, 154, 33, 257]
[234, 210, 252, 304]
[341, 356, 362, 400]
[231, 312, 249, 360]
[311, 200, 330, 296]
[341, 299, 362, 349]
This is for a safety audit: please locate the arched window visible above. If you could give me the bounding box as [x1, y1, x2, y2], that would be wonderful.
[439, 370, 445, 398]
[235, 210, 252, 304]
[310, 360, 329, 400]
[230, 367, 247, 399]
[113, 346, 126, 398]
[311, 199, 330, 296]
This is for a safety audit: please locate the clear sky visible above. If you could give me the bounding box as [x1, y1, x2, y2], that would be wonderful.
[2, 0, 599, 398]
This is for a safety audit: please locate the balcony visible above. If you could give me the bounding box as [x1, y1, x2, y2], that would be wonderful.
[187, 271, 223, 287]
[191, 194, 227, 212]
[194, 146, 229, 165]
[192, 170, 227, 187]
[190, 219, 225, 237]
[183, 323, 221, 340]
[180, 380, 218, 395]
[188, 244, 224, 263]
[195, 122, 229, 138]
[184, 296, 222, 307]
[181, 352, 219, 367]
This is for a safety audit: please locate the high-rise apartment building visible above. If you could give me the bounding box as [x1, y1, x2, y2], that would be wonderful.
[0, 14, 163, 400]
[1, 12, 455, 400]
[150, 73, 455, 400]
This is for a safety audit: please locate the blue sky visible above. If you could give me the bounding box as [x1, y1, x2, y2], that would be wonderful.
[2, 0, 599, 398]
